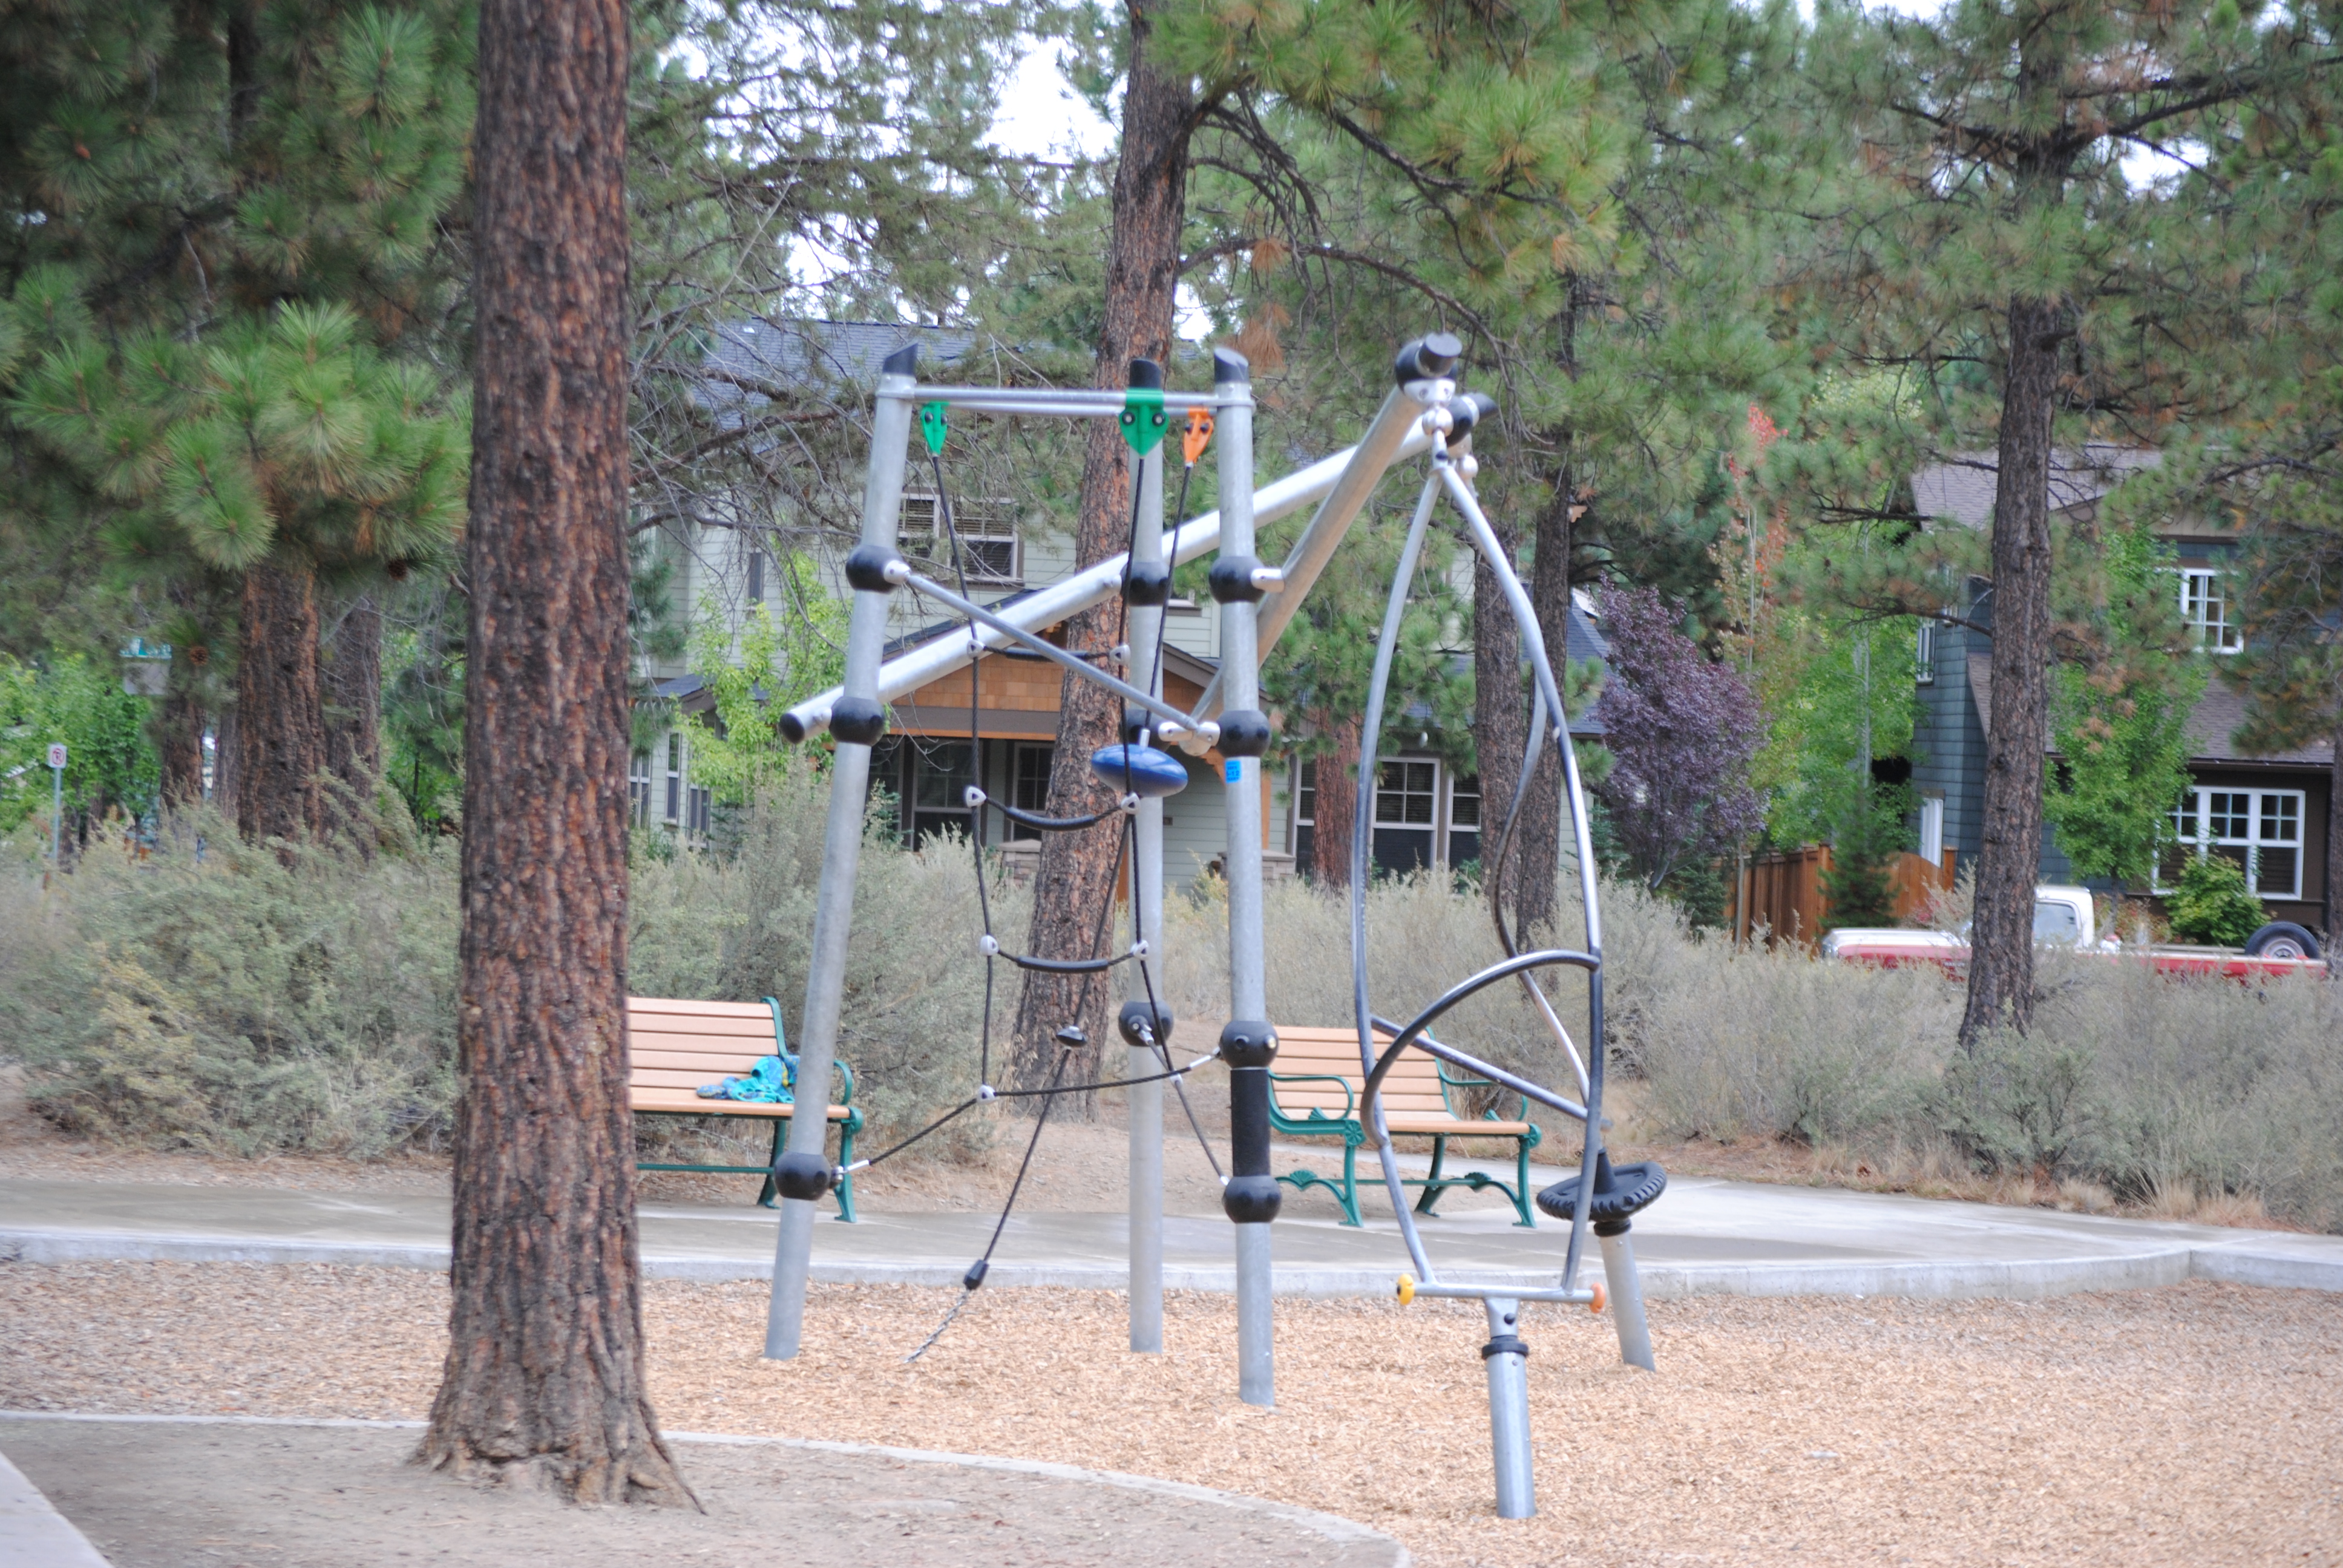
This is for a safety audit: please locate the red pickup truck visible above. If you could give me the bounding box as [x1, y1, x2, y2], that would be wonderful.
[1820, 884, 2328, 979]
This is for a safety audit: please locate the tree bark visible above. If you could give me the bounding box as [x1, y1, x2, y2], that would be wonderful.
[234, 560, 326, 844]
[1309, 711, 1362, 889]
[418, 0, 693, 1508]
[156, 686, 206, 812]
[1517, 478, 1573, 936]
[322, 590, 384, 826]
[1010, 0, 1196, 1106]
[1959, 295, 2066, 1048]
[1473, 507, 1525, 914]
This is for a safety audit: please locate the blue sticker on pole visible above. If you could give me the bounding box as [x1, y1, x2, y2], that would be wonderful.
[1225, 759, 1241, 783]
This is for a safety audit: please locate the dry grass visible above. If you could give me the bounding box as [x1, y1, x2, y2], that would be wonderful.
[3, 1261, 2339, 1567]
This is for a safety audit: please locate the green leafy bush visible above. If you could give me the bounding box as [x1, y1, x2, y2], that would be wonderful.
[2165, 853, 2265, 947]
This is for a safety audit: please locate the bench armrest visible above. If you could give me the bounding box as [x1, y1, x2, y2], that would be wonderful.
[765, 995, 853, 1105]
[1266, 1071, 1355, 1122]
[1435, 1060, 1529, 1123]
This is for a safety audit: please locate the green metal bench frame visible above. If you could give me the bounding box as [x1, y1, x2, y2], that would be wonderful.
[1269, 1053, 1542, 1229]
[633, 996, 863, 1220]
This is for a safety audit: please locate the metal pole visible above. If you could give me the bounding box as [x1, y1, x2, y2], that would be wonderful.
[1483, 1296, 1535, 1518]
[1126, 364, 1168, 1356]
[1208, 349, 1277, 1408]
[1598, 1225, 1656, 1371]
[47, 746, 65, 887]
[764, 345, 919, 1360]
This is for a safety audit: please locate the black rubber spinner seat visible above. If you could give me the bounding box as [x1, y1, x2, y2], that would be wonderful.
[1536, 1150, 1666, 1233]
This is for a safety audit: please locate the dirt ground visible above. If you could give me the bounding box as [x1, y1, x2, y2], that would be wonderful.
[3, 1260, 2338, 1567]
[0, 1417, 1401, 1568]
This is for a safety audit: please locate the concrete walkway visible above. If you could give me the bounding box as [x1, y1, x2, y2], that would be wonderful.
[5, 1157, 2339, 1300]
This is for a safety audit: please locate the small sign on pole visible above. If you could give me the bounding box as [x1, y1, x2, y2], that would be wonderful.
[47, 743, 65, 885]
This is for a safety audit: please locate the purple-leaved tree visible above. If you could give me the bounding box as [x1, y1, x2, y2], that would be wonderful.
[1593, 586, 1765, 891]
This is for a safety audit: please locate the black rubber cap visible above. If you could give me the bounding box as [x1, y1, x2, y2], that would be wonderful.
[1218, 1019, 1279, 1068]
[1222, 1174, 1284, 1224]
[1480, 1335, 1530, 1362]
[843, 544, 900, 593]
[1124, 563, 1172, 607]
[1217, 709, 1271, 758]
[777, 710, 810, 743]
[882, 344, 919, 377]
[1122, 708, 1154, 745]
[772, 1149, 835, 1202]
[1214, 347, 1250, 384]
[1536, 1151, 1666, 1225]
[1208, 555, 1267, 604]
[1394, 333, 1464, 383]
[1449, 390, 1499, 440]
[963, 1258, 989, 1291]
[829, 696, 886, 746]
[1118, 999, 1174, 1049]
[1127, 357, 1164, 390]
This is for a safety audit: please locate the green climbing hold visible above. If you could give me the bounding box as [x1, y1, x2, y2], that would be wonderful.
[1119, 387, 1167, 456]
[919, 400, 949, 456]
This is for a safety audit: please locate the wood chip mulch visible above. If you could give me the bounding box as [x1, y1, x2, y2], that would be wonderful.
[2, 1261, 2338, 1567]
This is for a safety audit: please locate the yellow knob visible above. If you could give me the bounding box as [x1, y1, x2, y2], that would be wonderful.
[1395, 1273, 1416, 1305]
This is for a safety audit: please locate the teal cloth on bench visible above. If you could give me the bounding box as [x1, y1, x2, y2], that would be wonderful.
[697, 1053, 795, 1104]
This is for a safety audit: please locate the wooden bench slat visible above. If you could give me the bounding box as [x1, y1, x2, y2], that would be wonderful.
[631, 1090, 852, 1119]
[628, 998, 777, 1018]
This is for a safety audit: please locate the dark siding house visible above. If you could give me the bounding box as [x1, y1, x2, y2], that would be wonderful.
[1909, 452, 2333, 930]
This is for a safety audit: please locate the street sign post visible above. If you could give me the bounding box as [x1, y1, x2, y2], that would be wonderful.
[46, 743, 64, 884]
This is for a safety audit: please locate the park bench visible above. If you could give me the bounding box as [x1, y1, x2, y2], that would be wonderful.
[1268, 1024, 1542, 1228]
[627, 996, 862, 1220]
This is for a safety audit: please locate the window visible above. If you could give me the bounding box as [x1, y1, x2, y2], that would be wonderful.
[1447, 774, 1481, 868]
[1916, 618, 1936, 684]
[1008, 742, 1054, 841]
[1918, 796, 1945, 866]
[686, 784, 712, 837]
[746, 547, 766, 603]
[2166, 787, 2303, 899]
[1374, 759, 1440, 874]
[1291, 759, 1316, 866]
[664, 734, 682, 824]
[902, 494, 1020, 584]
[629, 752, 652, 826]
[908, 742, 975, 849]
[2033, 898, 2082, 946]
[2178, 568, 2242, 653]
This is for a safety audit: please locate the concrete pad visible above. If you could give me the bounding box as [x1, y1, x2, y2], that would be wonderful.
[4, 1165, 2338, 1301]
[0, 1445, 113, 1568]
[0, 1413, 1406, 1568]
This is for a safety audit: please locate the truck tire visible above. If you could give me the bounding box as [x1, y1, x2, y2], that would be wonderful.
[2243, 921, 2321, 961]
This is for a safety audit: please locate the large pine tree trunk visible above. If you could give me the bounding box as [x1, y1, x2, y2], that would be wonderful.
[1472, 511, 1526, 914]
[1310, 712, 1362, 889]
[234, 560, 326, 844]
[1960, 295, 2065, 1048]
[323, 591, 384, 791]
[1010, 0, 1195, 1105]
[1516, 479, 1573, 935]
[417, 0, 693, 1507]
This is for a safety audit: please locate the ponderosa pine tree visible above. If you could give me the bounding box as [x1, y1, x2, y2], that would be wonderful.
[0, 1, 472, 841]
[1781, 0, 2334, 1044]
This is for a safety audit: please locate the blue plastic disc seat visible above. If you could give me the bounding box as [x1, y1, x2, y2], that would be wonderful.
[1089, 742, 1188, 799]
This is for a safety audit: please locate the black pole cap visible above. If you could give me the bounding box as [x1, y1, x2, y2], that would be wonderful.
[882, 343, 919, 377]
[772, 1149, 836, 1202]
[1222, 1174, 1284, 1224]
[1127, 357, 1164, 390]
[1217, 709, 1272, 757]
[1449, 390, 1500, 440]
[1535, 1150, 1667, 1226]
[1123, 563, 1172, 607]
[1119, 999, 1174, 1048]
[1394, 333, 1464, 384]
[1213, 347, 1251, 384]
[1218, 1019, 1279, 1068]
[828, 696, 886, 747]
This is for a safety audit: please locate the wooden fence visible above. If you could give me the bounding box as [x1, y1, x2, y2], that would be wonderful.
[1728, 846, 1956, 947]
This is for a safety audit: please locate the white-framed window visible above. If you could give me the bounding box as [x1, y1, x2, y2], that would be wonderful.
[746, 546, 767, 604]
[1447, 773, 1482, 867]
[664, 733, 683, 825]
[686, 783, 712, 837]
[1915, 618, 1936, 684]
[902, 494, 1020, 584]
[2165, 787, 2302, 900]
[629, 752, 652, 826]
[1374, 758, 1441, 874]
[1290, 758, 1317, 865]
[1008, 740, 1054, 841]
[2178, 567, 2242, 653]
[1918, 795, 1944, 866]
